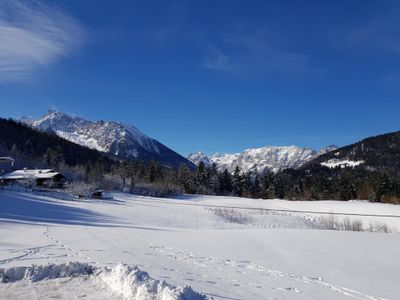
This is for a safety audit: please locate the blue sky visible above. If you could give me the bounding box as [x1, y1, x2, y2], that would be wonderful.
[0, 0, 400, 156]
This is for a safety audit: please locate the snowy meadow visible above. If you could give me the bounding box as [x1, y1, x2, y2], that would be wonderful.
[0, 189, 399, 299]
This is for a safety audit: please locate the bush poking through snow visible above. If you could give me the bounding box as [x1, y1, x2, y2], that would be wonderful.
[319, 214, 393, 233]
[209, 208, 252, 225]
[369, 222, 392, 233]
[319, 214, 364, 231]
[130, 182, 183, 198]
[66, 182, 95, 198]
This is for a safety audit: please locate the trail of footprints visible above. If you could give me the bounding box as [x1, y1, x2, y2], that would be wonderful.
[0, 245, 54, 265]
[42, 226, 100, 266]
[149, 244, 385, 300]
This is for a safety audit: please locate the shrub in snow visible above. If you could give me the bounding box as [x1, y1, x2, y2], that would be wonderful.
[66, 182, 95, 198]
[130, 182, 183, 198]
[209, 208, 252, 225]
[369, 222, 393, 233]
[318, 214, 395, 233]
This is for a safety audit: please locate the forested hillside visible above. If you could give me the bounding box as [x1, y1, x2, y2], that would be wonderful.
[304, 131, 400, 174]
[0, 118, 114, 168]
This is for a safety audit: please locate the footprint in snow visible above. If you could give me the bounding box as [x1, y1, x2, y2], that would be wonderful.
[277, 287, 301, 293]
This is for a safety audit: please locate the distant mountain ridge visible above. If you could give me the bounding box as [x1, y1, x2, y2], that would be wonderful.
[188, 145, 337, 174]
[23, 110, 193, 168]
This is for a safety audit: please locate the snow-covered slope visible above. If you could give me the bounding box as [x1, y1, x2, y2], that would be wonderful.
[188, 145, 337, 173]
[25, 110, 193, 167]
[1, 189, 399, 299]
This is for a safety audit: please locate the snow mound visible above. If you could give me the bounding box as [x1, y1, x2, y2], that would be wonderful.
[0, 263, 207, 300]
[0, 262, 94, 283]
[98, 264, 206, 300]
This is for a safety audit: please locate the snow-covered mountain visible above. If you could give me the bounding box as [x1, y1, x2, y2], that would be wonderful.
[24, 110, 193, 167]
[188, 145, 338, 174]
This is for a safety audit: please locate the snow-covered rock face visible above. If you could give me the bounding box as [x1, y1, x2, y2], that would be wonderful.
[186, 152, 212, 167]
[31, 110, 159, 155]
[188, 145, 338, 174]
[24, 110, 191, 167]
[318, 145, 338, 156]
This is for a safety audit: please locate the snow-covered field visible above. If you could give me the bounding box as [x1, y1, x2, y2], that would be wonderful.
[1, 190, 400, 299]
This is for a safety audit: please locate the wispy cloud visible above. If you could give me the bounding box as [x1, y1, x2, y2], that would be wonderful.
[344, 18, 400, 54]
[203, 45, 235, 72]
[0, 0, 86, 82]
[201, 28, 312, 75]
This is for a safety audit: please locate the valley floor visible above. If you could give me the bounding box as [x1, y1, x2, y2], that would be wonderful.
[0, 190, 399, 299]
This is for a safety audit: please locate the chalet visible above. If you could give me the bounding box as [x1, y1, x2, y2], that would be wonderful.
[0, 157, 14, 165]
[2, 169, 66, 188]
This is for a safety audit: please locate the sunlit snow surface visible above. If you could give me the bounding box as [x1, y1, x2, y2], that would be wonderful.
[0, 190, 399, 299]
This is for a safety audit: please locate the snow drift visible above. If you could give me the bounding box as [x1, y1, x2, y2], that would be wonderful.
[98, 264, 207, 300]
[0, 262, 207, 300]
[0, 262, 94, 283]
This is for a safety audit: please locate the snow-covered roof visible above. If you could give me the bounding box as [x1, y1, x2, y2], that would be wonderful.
[0, 157, 14, 164]
[2, 169, 64, 180]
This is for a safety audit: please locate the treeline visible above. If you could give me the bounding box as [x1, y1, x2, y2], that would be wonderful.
[4, 141, 400, 203]
[81, 158, 400, 204]
[172, 162, 400, 204]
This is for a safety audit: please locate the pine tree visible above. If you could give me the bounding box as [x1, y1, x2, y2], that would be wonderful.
[195, 161, 207, 187]
[374, 173, 391, 202]
[43, 146, 64, 169]
[148, 160, 160, 183]
[178, 164, 196, 193]
[118, 161, 130, 187]
[209, 174, 221, 194]
[251, 176, 261, 197]
[261, 173, 274, 198]
[85, 162, 92, 183]
[232, 166, 243, 196]
[92, 162, 105, 187]
[219, 169, 232, 194]
[241, 171, 253, 197]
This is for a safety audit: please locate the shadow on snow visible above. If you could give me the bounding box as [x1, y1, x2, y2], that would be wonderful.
[0, 192, 111, 226]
